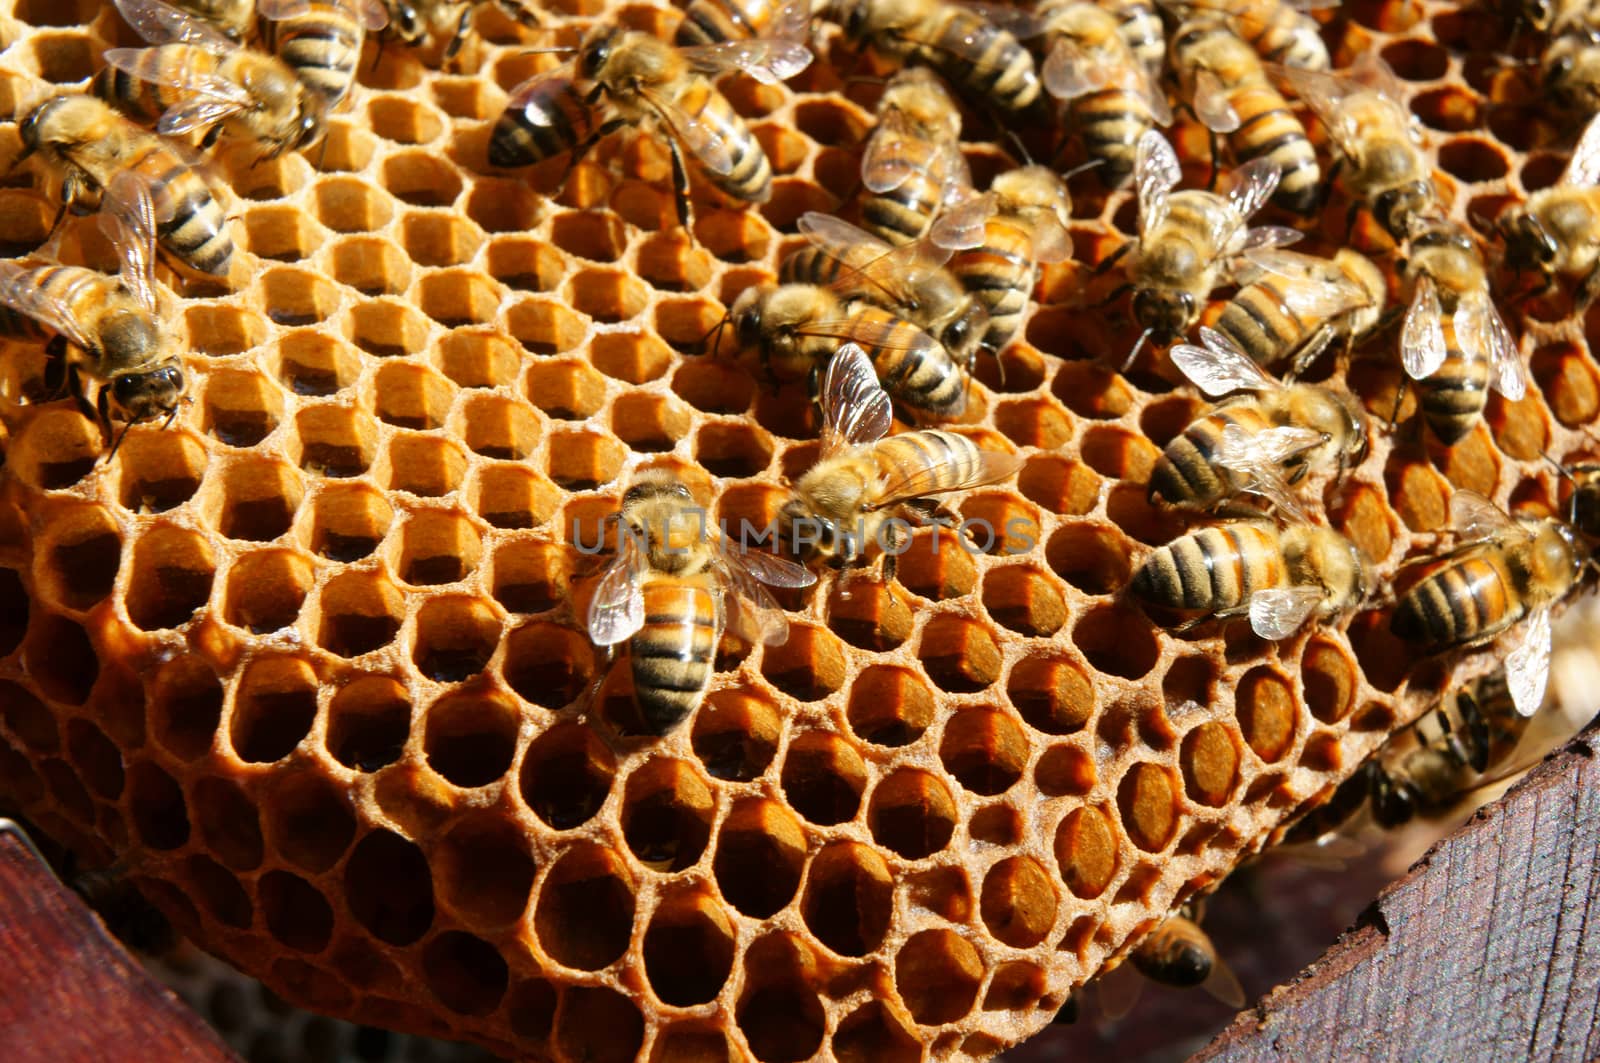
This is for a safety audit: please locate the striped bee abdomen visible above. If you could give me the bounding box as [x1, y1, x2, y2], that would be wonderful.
[1131, 523, 1286, 614]
[629, 580, 721, 734]
[1147, 405, 1272, 509]
[918, 11, 1042, 114]
[488, 77, 595, 168]
[1391, 553, 1519, 650]
[948, 216, 1036, 351]
[266, 3, 364, 104]
[673, 76, 772, 202]
[1418, 317, 1490, 445]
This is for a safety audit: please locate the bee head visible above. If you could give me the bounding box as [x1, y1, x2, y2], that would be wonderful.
[943, 303, 988, 359]
[579, 26, 622, 79]
[99, 310, 162, 369]
[730, 288, 764, 348]
[1500, 211, 1559, 274]
[1130, 288, 1194, 345]
[1368, 768, 1416, 829]
[1133, 936, 1212, 989]
[110, 362, 185, 424]
[388, 0, 425, 43]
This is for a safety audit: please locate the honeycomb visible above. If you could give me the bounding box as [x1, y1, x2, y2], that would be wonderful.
[0, 0, 1595, 1059]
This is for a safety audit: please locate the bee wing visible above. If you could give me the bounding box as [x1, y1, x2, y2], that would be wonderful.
[1347, 51, 1408, 103]
[1448, 489, 1518, 543]
[1193, 69, 1242, 133]
[820, 342, 893, 452]
[1249, 586, 1324, 640]
[966, 2, 1048, 35]
[1042, 40, 1114, 100]
[1400, 275, 1447, 380]
[1504, 607, 1553, 718]
[586, 535, 647, 646]
[102, 172, 161, 317]
[1171, 327, 1278, 396]
[799, 316, 945, 357]
[769, 0, 816, 41]
[258, 0, 391, 31]
[1218, 424, 1316, 523]
[1030, 213, 1073, 264]
[102, 44, 255, 118]
[680, 39, 814, 85]
[1135, 130, 1180, 238]
[1462, 292, 1528, 401]
[636, 85, 736, 176]
[927, 192, 998, 251]
[798, 213, 951, 312]
[1238, 249, 1369, 315]
[0, 262, 100, 362]
[1226, 157, 1283, 221]
[716, 544, 814, 646]
[1561, 112, 1600, 188]
[114, 0, 237, 49]
[1200, 954, 1248, 1009]
[875, 444, 1023, 506]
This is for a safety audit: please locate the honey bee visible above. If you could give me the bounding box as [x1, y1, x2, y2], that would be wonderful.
[0, 174, 186, 438]
[1097, 0, 1166, 76]
[1391, 491, 1588, 716]
[779, 343, 1022, 572]
[676, 0, 813, 45]
[1037, 0, 1172, 187]
[259, 0, 389, 108]
[1564, 460, 1600, 537]
[1498, 111, 1600, 311]
[944, 165, 1074, 353]
[1159, 0, 1331, 69]
[858, 66, 972, 246]
[1123, 129, 1299, 358]
[1399, 214, 1526, 445]
[98, 0, 326, 157]
[1216, 248, 1387, 375]
[15, 94, 234, 278]
[165, 0, 257, 38]
[1277, 54, 1435, 242]
[1543, 32, 1600, 114]
[1514, 0, 1600, 33]
[488, 24, 809, 229]
[381, 0, 542, 60]
[827, 0, 1044, 116]
[1131, 519, 1369, 639]
[587, 469, 816, 735]
[1152, 327, 1369, 515]
[781, 211, 990, 369]
[1128, 906, 1246, 1006]
[724, 282, 969, 419]
[1169, 20, 1321, 213]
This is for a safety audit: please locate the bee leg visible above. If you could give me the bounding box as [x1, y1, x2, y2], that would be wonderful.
[663, 133, 697, 240]
[201, 124, 225, 152]
[1386, 376, 1408, 433]
[559, 118, 628, 195]
[443, 4, 475, 66]
[1093, 241, 1134, 277]
[1205, 129, 1221, 192]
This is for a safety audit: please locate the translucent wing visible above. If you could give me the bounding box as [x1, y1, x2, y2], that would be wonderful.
[1347, 50, 1408, 103]
[1461, 292, 1527, 401]
[259, 0, 391, 31]
[1217, 424, 1317, 521]
[102, 172, 160, 316]
[798, 213, 954, 316]
[1031, 212, 1072, 263]
[717, 543, 814, 646]
[1238, 249, 1371, 318]
[1135, 130, 1180, 238]
[926, 192, 997, 251]
[1042, 40, 1115, 100]
[875, 440, 1023, 505]
[1139, 64, 1174, 126]
[1274, 65, 1371, 158]
[1237, 225, 1303, 255]
[1562, 112, 1600, 188]
[115, 0, 238, 49]
[1504, 607, 1553, 717]
[586, 534, 647, 645]
[158, 96, 249, 137]
[1170, 327, 1279, 396]
[966, 2, 1049, 35]
[0, 262, 98, 353]
[1227, 157, 1282, 221]
[1449, 489, 1518, 543]
[637, 85, 735, 176]
[102, 45, 253, 105]
[769, 0, 814, 41]
[1249, 586, 1324, 640]
[820, 342, 893, 453]
[681, 38, 814, 85]
[796, 317, 947, 356]
[1201, 955, 1248, 1009]
[1401, 275, 1447, 380]
[725, 542, 817, 589]
[1193, 69, 1241, 133]
[862, 109, 921, 195]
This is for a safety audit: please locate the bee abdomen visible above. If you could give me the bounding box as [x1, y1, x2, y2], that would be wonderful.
[489, 79, 592, 168]
[1231, 96, 1320, 211]
[1073, 88, 1154, 185]
[1419, 336, 1490, 445]
[923, 14, 1041, 113]
[270, 15, 361, 103]
[1131, 525, 1281, 613]
[874, 429, 983, 491]
[949, 226, 1034, 351]
[629, 583, 719, 734]
[1391, 557, 1516, 649]
[1148, 424, 1238, 508]
[130, 150, 233, 276]
[678, 79, 772, 202]
[1216, 282, 1299, 365]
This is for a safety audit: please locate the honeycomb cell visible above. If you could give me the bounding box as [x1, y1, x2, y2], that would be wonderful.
[215, 458, 304, 542]
[381, 151, 462, 207]
[188, 304, 268, 356]
[192, 776, 263, 871]
[980, 856, 1057, 948]
[202, 369, 284, 448]
[1532, 343, 1600, 428]
[895, 930, 982, 1026]
[396, 509, 482, 586]
[535, 843, 636, 971]
[642, 889, 736, 1007]
[636, 232, 713, 292]
[1045, 523, 1132, 595]
[1331, 482, 1397, 569]
[115, 431, 207, 513]
[423, 687, 518, 786]
[1017, 455, 1100, 515]
[423, 931, 507, 1015]
[1053, 361, 1135, 420]
[821, 578, 912, 651]
[293, 406, 378, 478]
[126, 524, 215, 631]
[22, 612, 96, 705]
[671, 358, 756, 417]
[1, 681, 58, 754]
[326, 676, 411, 772]
[694, 420, 773, 477]
[1035, 743, 1095, 797]
[759, 622, 846, 701]
[66, 719, 122, 800]
[1006, 654, 1095, 736]
[712, 798, 806, 917]
[244, 205, 318, 261]
[277, 333, 363, 396]
[474, 465, 563, 530]
[317, 570, 404, 657]
[1072, 604, 1160, 680]
[941, 708, 1028, 796]
[1080, 424, 1160, 480]
[0, 570, 24, 655]
[41, 758, 93, 824]
[1303, 637, 1358, 724]
[187, 853, 253, 929]
[736, 947, 826, 1062]
[621, 758, 714, 871]
[503, 620, 592, 710]
[230, 657, 318, 764]
[693, 691, 780, 781]
[7, 410, 100, 491]
[315, 177, 395, 234]
[261, 268, 341, 327]
[1180, 723, 1240, 807]
[546, 428, 627, 489]
[345, 830, 434, 945]
[609, 392, 690, 453]
[801, 842, 893, 957]
[993, 397, 1072, 449]
[1054, 805, 1119, 899]
[385, 435, 469, 497]
[350, 300, 430, 359]
[127, 760, 190, 851]
[780, 731, 867, 826]
[868, 768, 957, 860]
[1237, 666, 1299, 762]
[329, 236, 412, 296]
[402, 212, 484, 267]
[521, 722, 616, 830]
[264, 772, 357, 873]
[1437, 137, 1507, 183]
[223, 549, 312, 633]
[895, 529, 979, 602]
[833, 1003, 921, 1063]
[555, 987, 643, 1063]
[435, 814, 537, 928]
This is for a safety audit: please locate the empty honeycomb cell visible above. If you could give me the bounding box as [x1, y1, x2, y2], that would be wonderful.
[555, 987, 645, 1063]
[1035, 743, 1095, 797]
[345, 830, 435, 945]
[127, 759, 190, 851]
[534, 843, 637, 971]
[486, 237, 566, 293]
[941, 709, 1028, 796]
[959, 494, 1040, 557]
[550, 211, 629, 263]
[147, 658, 223, 764]
[229, 657, 318, 764]
[260, 870, 334, 953]
[895, 930, 983, 1026]
[65, 719, 122, 800]
[801, 842, 893, 957]
[328, 236, 412, 296]
[482, 542, 563, 615]
[670, 359, 756, 416]
[397, 509, 483, 587]
[759, 622, 846, 701]
[312, 120, 377, 172]
[277, 333, 363, 397]
[1045, 523, 1132, 595]
[1179, 723, 1240, 807]
[1411, 86, 1482, 132]
[325, 676, 411, 773]
[567, 268, 650, 324]
[867, 768, 957, 860]
[1302, 637, 1359, 724]
[1382, 37, 1449, 80]
[520, 722, 616, 830]
[115, 430, 207, 513]
[380, 152, 463, 208]
[641, 889, 737, 1006]
[265, 773, 358, 873]
[980, 856, 1057, 949]
[992, 398, 1072, 449]
[526, 360, 607, 423]
[0, 570, 23, 656]
[1018, 455, 1100, 515]
[463, 178, 543, 235]
[712, 798, 806, 918]
[407, 210, 489, 267]
[1052, 361, 1135, 420]
[376, 364, 456, 432]
[605, 391, 687, 453]
[1437, 137, 1509, 183]
[636, 232, 713, 293]
[217, 148, 305, 202]
[6, 409, 99, 491]
[350, 300, 431, 359]
[824, 579, 915, 651]
[694, 210, 773, 265]
[1080, 424, 1160, 481]
[506, 979, 558, 1042]
[187, 853, 253, 929]
[0, 681, 58, 754]
[1532, 343, 1600, 427]
[780, 731, 867, 826]
[1072, 604, 1160, 680]
[1236, 666, 1299, 763]
[125, 524, 215, 631]
[894, 529, 979, 601]
[432, 332, 517, 391]
[315, 177, 395, 234]
[619, 758, 714, 872]
[472, 465, 561, 533]
[22, 612, 97, 706]
[308, 482, 394, 561]
[293, 406, 378, 478]
[202, 369, 284, 448]
[40, 758, 93, 824]
[34, 505, 119, 611]
[693, 690, 780, 781]
[244, 206, 318, 262]
[1054, 805, 1119, 899]
[317, 570, 404, 657]
[261, 269, 341, 327]
[507, 298, 588, 355]
[386, 435, 470, 497]
[503, 620, 593, 710]
[735, 943, 827, 1062]
[591, 333, 677, 390]
[186, 304, 267, 356]
[434, 814, 537, 928]
[215, 457, 304, 542]
[223, 549, 312, 633]
[695, 420, 775, 477]
[655, 297, 727, 354]
[421, 685, 517, 787]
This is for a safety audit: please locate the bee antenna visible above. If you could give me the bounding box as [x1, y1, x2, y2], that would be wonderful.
[697, 311, 731, 356]
[105, 416, 140, 464]
[520, 45, 578, 55]
[1062, 158, 1104, 181]
[1541, 450, 1579, 523]
[1000, 127, 1033, 167]
[1121, 327, 1152, 373]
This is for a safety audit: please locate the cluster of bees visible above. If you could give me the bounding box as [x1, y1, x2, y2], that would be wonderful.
[4, 0, 1600, 1025]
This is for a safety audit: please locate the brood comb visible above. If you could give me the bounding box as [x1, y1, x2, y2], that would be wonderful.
[0, 0, 1595, 1059]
